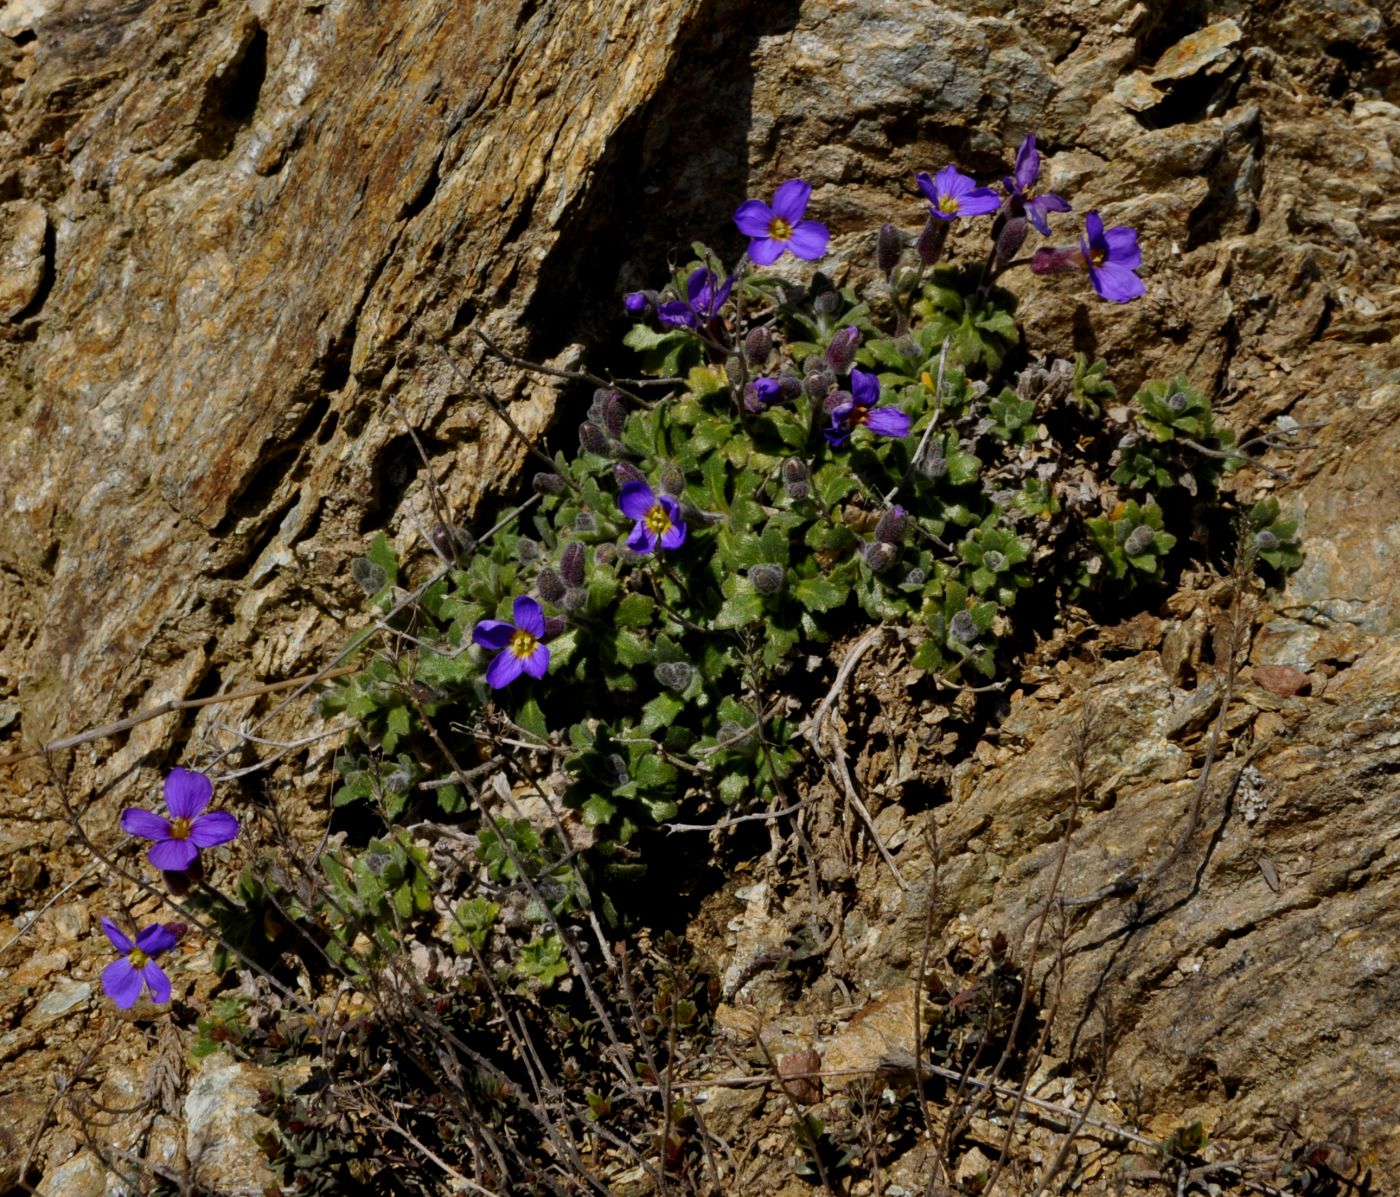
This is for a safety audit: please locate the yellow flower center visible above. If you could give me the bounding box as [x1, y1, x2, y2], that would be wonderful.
[1089, 246, 1107, 268]
[645, 504, 673, 536]
[768, 217, 793, 241]
[510, 628, 539, 660]
[938, 196, 960, 215]
[129, 949, 148, 968]
[169, 817, 192, 840]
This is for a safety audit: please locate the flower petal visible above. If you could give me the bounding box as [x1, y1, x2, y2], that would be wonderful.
[1013, 135, 1040, 191]
[1102, 225, 1141, 269]
[660, 518, 687, 550]
[935, 164, 969, 199]
[655, 301, 697, 329]
[140, 961, 172, 1005]
[472, 619, 516, 650]
[120, 808, 171, 842]
[684, 267, 711, 304]
[619, 481, 656, 520]
[1083, 210, 1106, 250]
[850, 368, 881, 408]
[823, 425, 851, 448]
[745, 236, 785, 266]
[733, 199, 774, 238]
[627, 521, 658, 555]
[101, 916, 133, 954]
[102, 958, 142, 1008]
[486, 650, 526, 689]
[188, 811, 240, 849]
[1089, 262, 1145, 303]
[164, 768, 213, 820]
[770, 178, 812, 223]
[1025, 193, 1071, 235]
[864, 406, 912, 438]
[957, 187, 1002, 217]
[915, 172, 939, 204]
[785, 220, 829, 260]
[135, 923, 180, 955]
[512, 595, 545, 638]
[148, 838, 199, 872]
[521, 644, 550, 679]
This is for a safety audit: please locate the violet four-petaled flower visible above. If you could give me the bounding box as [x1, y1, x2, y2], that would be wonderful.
[1030, 210, 1144, 303]
[101, 917, 179, 1009]
[825, 368, 911, 447]
[619, 481, 686, 555]
[1002, 135, 1071, 236]
[733, 179, 829, 265]
[657, 268, 734, 330]
[1080, 210, 1144, 303]
[120, 768, 239, 873]
[473, 596, 551, 690]
[744, 376, 783, 411]
[917, 165, 1001, 222]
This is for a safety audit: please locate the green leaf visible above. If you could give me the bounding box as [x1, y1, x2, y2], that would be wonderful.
[517, 698, 548, 742]
[616, 592, 656, 629]
[794, 575, 846, 612]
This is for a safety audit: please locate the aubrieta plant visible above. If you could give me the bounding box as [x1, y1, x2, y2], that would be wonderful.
[314, 142, 1298, 978]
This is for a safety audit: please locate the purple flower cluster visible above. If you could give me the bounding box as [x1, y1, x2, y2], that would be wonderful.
[657, 268, 734, 330]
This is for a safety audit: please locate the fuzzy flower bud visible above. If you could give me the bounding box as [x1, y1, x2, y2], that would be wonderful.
[785, 480, 810, 501]
[594, 390, 625, 436]
[825, 325, 861, 374]
[659, 464, 685, 496]
[593, 543, 618, 565]
[950, 609, 979, 643]
[614, 462, 646, 487]
[874, 505, 909, 544]
[725, 355, 746, 386]
[824, 389, 851, 415]
[560, 541, 586, 586]
[573, 510, 597, 534]
[1123, 525, 1156, 556]
[782, 457, 808, 484]
[994, 215, 1029, 262]
[814, 290, 842, 316]
[654, 662, 694, 692]
[916, 216, 949, 265]
[537, 568, 566, 604]
[903, 567, 926, 587]
[578, 420, 611, 455]
[516, 537, 540, 562]
[1253, 529, 1280, 552]
[744, 326, 772, 366]
[624, 290, 653, 316]
[350, 557, 387, 594]
[877, 222, 904, 275]
[542, 615, 566, 639]
[532, 472, 566, 496]
[560, 586, 588, 612]
[863, 541, 898, 573]
[1166, 391, 1190, 413]
[750, 563, 784, 595]
[778, 372, 803, 400]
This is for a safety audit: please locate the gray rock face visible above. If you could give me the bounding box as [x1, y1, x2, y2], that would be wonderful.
[0, 0, 1397, 1190]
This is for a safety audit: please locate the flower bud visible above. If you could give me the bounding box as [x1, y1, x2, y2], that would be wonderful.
[863, 541, 898, 573]
[915, 447, 948, 480]
[750, 563, 784, 595]
[782, 458, 808, 484]
[594, 390, 626, 436]
[579, 420, 611, 455]
[659, 464, 685, 495]
[814, 290, 842, 315]
[542, 615, 566, 639]
[603, 754, 630, 786]
[538, 568, 566, 603]
[994, 215, 1029, 262]
[950, 609, 979, 643]
[560, 541, 586, 586]
[614, 462, 646, 487]
[744, 325, 772, 366]
[573, 510, 597, 534]
[1166, 391, 1190, 413]
[916, 216, 949, 265]
[350, 557, 387, 593]
[1123, 525, 1156, 556]
[982, 549, 1005, 571]
[560, 586, 589, 612]
[432, 523, 473, 556]
[1030, 246, 1083, 276]
[725, 355, 746, 386]
[532, 472, 566, 496]
[624, 290, 652, 316]
[874, 505, 908, 544]
[593, 543, 618, 565]
[824, 389, 851, 414]
[654, 662, 694, 691]
[902, 567, 926, 587]
[804, 368, 836, 399]
[877, 222, 904, 275]
[516, 537, 540, 562]
[785, 480, 810, 501]
[825, 325, 861, 375]
[778, 372, 803, 400]
[1253, 529, 1280, 552]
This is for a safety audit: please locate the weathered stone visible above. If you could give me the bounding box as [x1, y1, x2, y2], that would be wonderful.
[184, 1052, 278, 1195]
[0, 200, 48, 320]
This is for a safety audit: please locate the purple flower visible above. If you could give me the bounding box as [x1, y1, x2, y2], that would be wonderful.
[734, 179, 829, 265]
[744, 376, 783, 411]
[1030, 211, 1145, 303]
[101, 917, 179, 1008]
[120, 768, 239, 872]
[657, 268, 735, 329]
[1002, 135, 1071, 236]
[917, 166, 1001, 222]
[825, 368, 911, 447]
[473, 596, 551, 689]
[624, 290, 651, 317]
[619, 481, 686, 554]
[1081, 211, 1144, 302]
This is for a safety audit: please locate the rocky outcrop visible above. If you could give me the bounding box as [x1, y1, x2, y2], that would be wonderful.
[1, 0, 1396, 1191]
